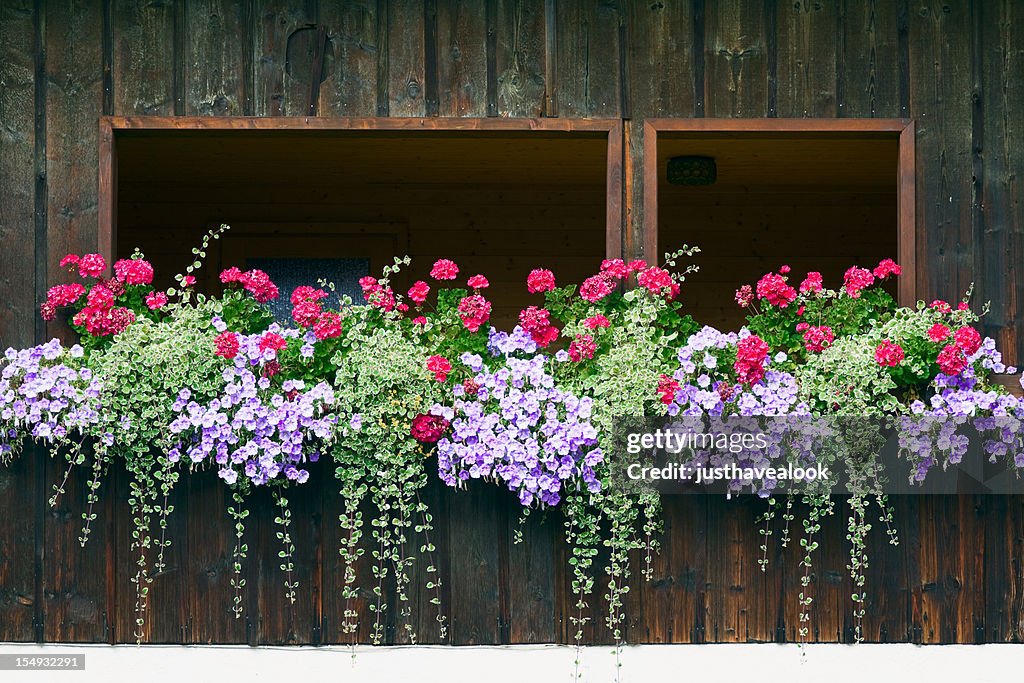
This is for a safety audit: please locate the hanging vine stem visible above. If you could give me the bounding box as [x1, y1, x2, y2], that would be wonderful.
[797, 495, 833, 644]
[604, 493, 641, 683]
[847, 493, 869, 642]
[876, 493, 899, 547]
[640, 492, 662, 581]
[80, 446, 108, 547]
[758, 496, 778, 572]
[153, 455, 178, 573]
[273, 489, 297, 604]
[369, 495, 391, 645]
[415, 489, 447, 641]
[227, 489, 249, 619]
[49, 437, 86, 508]
[338, 474, 367, 645]
[391, 487, 416, 644]
[780, 496, 795, 549]
[565, 491, 599, 682]
[128, 471, 157, 643]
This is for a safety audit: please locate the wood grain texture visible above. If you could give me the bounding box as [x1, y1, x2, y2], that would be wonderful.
[436, 0, 487, 116]
[492, 0, 545, 117]
[387, 0, 426, 116]
[704, 0, 768, 117]
[839, 0, 901, 118]
[978, 0, 1023, 366]
[0, 0, 36, 350]
[319, 0, 380, 116]
[775, 0, 838, 117]
[111, 0, 175, 116]
[41, 1, 108, 642]
[184, 0, 251, 115]
[252, 0, 316, 116]
[3, 0, 1024, 648]
[908, 0, 973, 307]
[554, 0, 623, 117]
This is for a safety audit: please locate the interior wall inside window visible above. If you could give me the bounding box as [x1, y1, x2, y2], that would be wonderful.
[656, 134, 900, 330]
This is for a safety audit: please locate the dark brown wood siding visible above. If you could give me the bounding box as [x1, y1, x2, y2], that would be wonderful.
[0, 0, 1022, 645]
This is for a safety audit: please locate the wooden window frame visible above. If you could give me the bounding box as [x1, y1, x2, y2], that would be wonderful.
[98, 116, 624, 274]
[641, 118, 917, 306]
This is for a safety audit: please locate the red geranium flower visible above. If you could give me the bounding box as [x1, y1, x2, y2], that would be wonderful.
[457, 294, 492, 333]
[657, 374, 680, 405]
[430, 259, 459, 280]
[873, 258, 902, 279]
[937, 344, 968, 376]
[78, 253, 106, 279]
[526, 268, 556, 293]
[953, 326, 981, 356]
[313, 311, 343, 340]
[411, 413, 450, 444]
[407, 280, 430, 304]
[467, 274, 489, 290]
[874, 340, 905, 367]
[214, 331, 240, 359]
[145, 291, 168, 310]
[427, 355, 452, 382]
[843, 266, 875, 299]
[927, 323, 951, 343]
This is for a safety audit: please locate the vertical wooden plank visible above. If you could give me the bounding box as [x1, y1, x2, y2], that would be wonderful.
[0, 0, 36, 350]
[775, 0, 838, 118]
[704, 0, 769, 117]
[908, 0, 973, 304]
[704, 496, 770, 641]
[0, 454, 36, 642]
[626, 0, 694, 118]
[636, 496, 706, 642]
[319, 0, 380, 117]
[252, 1, 316, 117]
[978, 0, 1023, 365]
[506, 503, 556, 642]
[41, 0, 107, 642]
[388, 0, 426, 116]
[985, 495, 1024, 642]
[917, 495, 979, 643]
[254, 477, 322, 644]
[184, 0, 251, 115]
[839, 0, 900, 118]
[492, 0, 545, 118]
[625, 1, 692, 266]
[447, 485, 502, 644]
[554, 0, 623, 117]
[183, 471, 247, 643]
[436, 0, 488, 116]
[45, 0, 104, 286]
[112, 0, 175, 115]
[860, 495, 912, 642]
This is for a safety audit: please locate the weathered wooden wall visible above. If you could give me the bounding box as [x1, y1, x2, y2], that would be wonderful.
[1, 0, 1023, 645]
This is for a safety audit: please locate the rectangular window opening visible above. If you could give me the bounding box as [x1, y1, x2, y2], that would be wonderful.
[644, 120, 916, 332]
[101, 118, 623, 328]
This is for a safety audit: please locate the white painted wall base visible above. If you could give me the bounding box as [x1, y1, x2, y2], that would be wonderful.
[1, 642, 1021, 683]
